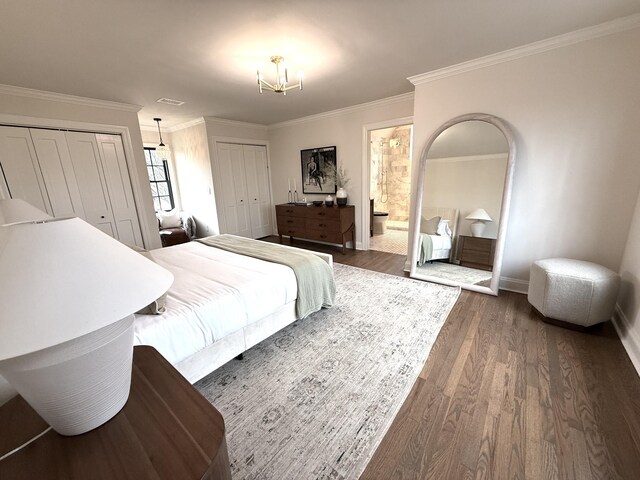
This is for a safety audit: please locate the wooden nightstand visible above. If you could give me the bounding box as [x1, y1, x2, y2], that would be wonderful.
[0, 346, 231, 480]
[456, 235, 496, 271]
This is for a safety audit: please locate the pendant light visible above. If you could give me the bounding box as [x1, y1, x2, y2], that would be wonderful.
[153, 117, 171, 161]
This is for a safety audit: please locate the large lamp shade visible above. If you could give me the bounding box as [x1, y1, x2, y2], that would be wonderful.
[465, 208, 493, 237]
[0, 211, 173, 435]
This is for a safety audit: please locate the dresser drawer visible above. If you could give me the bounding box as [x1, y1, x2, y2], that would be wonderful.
[303, 207, 339, 220]
[305, 218, 341, 232]
[277, 225, 303, 237]
[303, 229, 342, 244]
[275, 205, 299, 217]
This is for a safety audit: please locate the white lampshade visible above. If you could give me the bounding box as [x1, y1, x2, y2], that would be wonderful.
[0, 210, 173, 435]
[0, 198, 52, 224]
[465, 208, 492, 222]
[465, 208, 493, 237]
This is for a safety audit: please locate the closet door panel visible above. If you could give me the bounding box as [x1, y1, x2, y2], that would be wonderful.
[65, 132, 118, 237]
[96, 134, 143, 247]
[29, 129, 85, 219]
[0, 126, 51, 213]
[243, 145, 272, 238]
[217, 143, 251, 238]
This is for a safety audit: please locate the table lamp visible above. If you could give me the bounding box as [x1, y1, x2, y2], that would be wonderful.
[0, 199, 173, 435]
[465, 208, 492, 237]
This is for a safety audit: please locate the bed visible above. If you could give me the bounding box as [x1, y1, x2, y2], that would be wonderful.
[0, 235, 335, 404]
[133, 235, 335, 383]
[416, 207, 459, 265]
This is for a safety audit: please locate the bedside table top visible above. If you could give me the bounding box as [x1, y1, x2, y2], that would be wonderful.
[0, 346, 230, 480]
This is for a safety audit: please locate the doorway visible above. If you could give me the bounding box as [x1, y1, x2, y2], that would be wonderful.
[368, 124, 413, 255]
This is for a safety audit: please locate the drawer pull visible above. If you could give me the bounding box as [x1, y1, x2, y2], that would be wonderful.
[319, 223, 326, 227]
[286, 209, 293, 213]
[287, 220, 294, 224]
[318, 212, 326, 216]
[320, 235, 327, 239]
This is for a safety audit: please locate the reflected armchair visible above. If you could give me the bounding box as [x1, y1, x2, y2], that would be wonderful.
[157, 210, 196, 247]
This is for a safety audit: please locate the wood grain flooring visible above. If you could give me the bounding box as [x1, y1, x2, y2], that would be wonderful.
[262, 236, 640, 479]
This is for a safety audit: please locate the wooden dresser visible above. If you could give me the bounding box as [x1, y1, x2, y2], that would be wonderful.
[456, 235, 496, 271]
[276, 204, 356, 253]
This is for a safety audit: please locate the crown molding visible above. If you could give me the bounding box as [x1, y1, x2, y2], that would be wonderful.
[268, 92, 415, 129]
[203, 116, 268, 131]
[409, 13, 640, 85]
[0, 84, 142, 112]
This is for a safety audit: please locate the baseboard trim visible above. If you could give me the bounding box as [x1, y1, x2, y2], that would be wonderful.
[612, 305, 640, 377]
[499, 276, 529, 294]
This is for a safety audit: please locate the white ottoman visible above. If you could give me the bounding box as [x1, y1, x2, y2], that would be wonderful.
[528, 258, 620, 327]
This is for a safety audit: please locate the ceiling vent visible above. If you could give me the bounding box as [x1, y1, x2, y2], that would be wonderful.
[156, 97, 185, 106]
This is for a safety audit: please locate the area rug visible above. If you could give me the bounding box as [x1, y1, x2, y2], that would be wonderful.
[195, 263, 460, 480]
[416, 261, 492, 285]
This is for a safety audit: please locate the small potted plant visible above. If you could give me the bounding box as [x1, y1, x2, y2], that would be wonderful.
[335, 165, 350, 206]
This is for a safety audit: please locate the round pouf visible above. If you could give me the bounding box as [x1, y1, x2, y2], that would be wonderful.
[528, 258, 620, 327]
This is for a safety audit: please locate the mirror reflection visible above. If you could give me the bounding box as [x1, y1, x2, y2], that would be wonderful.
[414, 120, 509, 289]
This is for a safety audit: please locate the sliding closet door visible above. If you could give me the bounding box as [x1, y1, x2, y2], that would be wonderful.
[217, 142, 251, 238]
[243, 145, 272, 238]
[29, 129, 85, 219]
[0, 126, 51, 213]
[95, 134, 143, 247]
[65, 132, 119, 238]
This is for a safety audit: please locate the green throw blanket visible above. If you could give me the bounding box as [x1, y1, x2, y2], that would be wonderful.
[197, 235, 335, 319]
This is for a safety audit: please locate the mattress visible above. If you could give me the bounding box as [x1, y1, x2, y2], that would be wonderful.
[133, 241, 297, 365]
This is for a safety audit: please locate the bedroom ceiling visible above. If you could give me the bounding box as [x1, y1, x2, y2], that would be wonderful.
[1, 1, 639, 128]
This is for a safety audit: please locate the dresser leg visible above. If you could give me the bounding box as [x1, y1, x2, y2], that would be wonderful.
[279, 234, 283, 244]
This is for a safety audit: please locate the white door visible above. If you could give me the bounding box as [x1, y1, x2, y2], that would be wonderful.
[217, 142, 251, 238]
[29, 129, 85, 219]
[95, 134, 143, 247]
[65, 131, 119, 238]
[0, 126, 51, 213]
[243, 145, 272, 238]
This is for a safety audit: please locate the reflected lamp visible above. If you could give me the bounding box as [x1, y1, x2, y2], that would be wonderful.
[465, 208, 493, 237]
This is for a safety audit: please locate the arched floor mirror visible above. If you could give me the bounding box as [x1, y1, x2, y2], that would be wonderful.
[409, 113, 516, 295]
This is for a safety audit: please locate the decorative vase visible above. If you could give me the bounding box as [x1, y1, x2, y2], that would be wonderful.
[325, 195, 334, 207]
[336, 187, 348, 206]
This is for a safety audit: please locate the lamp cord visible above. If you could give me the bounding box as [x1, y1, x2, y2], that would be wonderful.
[0, 426, 52, 462]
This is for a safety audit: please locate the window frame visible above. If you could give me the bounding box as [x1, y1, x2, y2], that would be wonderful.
[144, 147, 175, 212]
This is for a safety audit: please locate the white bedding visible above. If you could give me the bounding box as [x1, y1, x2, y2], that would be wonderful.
[133, 241, 297, 365]
[417, 233, 453, 265]
[428, 233, 452, 251]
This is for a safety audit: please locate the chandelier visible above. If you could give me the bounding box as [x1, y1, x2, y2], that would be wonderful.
[257, 56, 303, 95]
[153, 117, 171, 161]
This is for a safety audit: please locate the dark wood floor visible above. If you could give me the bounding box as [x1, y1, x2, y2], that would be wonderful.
[264, 236, 640, 479]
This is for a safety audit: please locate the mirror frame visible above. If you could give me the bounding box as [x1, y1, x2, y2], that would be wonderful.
[409, 113, 516, 296]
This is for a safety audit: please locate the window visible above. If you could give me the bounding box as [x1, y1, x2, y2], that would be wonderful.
[144, 147, 175, 211]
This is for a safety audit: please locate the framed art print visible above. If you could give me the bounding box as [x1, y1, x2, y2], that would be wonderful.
[300, 146, 337, 194]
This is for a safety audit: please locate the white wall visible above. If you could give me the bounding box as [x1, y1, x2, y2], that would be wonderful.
[411, 27, 640, 287]
[267, 95, 414, 247]
[170, 121, 218, 237]
[0, 87, 161, 249]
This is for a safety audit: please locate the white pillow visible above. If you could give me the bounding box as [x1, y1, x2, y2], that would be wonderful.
[158, 209, 181, 228]
[421, 216, 441, 234]
[436, 219, 452, 237]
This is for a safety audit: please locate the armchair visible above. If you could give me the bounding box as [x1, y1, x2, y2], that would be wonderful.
[157, 210, 196, 247]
